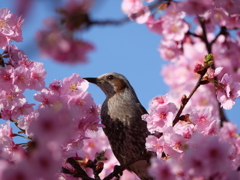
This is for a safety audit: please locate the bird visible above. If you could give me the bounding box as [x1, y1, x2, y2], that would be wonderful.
[84, 72, 152, 180]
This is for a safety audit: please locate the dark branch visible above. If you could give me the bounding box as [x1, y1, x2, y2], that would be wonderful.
[198, 17, 211, 54]
[172, 68, 207, 126]
[63, 158, 95, 180]
[210, 26, 227, 47]
[62, 150, 153, 180]
[180, 18, 229, 127]
[186, 31, 203, 39]
[88, 17, 129, 27]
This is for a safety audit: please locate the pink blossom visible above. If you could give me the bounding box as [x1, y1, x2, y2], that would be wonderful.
[27, 107, 74, 144]
[179, 0, 213, 16]
[0, 34, 8, 48]
[0, 65, 13, 91]
[209, 8, 228, 26]
[12, 65, 30, 91]
[0, 122, 26, 163]
[5, 44, 28, 67]
[159, 40, 182, 61]
[149, 94, 169, 110]
[36, 18, 94, 64]
[213, 0, 240, 14]
[225, 14, 240, 29]
[83, 129, 110, 157]
[0, 8, 24, 48]
[64, 91, 94, 119]
[143, 102, 177, 133]
[0, 160, 9, 180]
[148, 157, 176, 180]
[165, 2, 186, 19]
[161, 58, 194, 88]
[220, 122, 238, 142]
[224, 171, 240, 180]
[18, 111, 38, 134]
[61, 73, 88, 95]
[183, 42, 207, 67]
[12, 102, 34, 118]
[121, 0, 150, 24]
[146, 16, 163, 35]
[163, 127, 186, 157]
[34, 88, 60, 108]
[49, 79, 62, 92]
[82, 104, 102, 131]
[183, 134, 232, 178]
[190, 108, 216, 134]
[2, 160, 34, 180]
[173, 121, 194, 139]
[0, 85, 26, 112]
[1, 102, 34, 120]
[146, 135, 164, 157]
[0, 143, 25, 164]
[28, 67, 46, 90]
[205, 67, 223, 82]
[217, 73, 240, 109]
[185, 86, 220, 119]
[28, 145, 61, 180]
[205, 120, 219, 135]
[73, 109, 102, 134]
[162, 18, 189, 41]
[0, 121, 13, 142]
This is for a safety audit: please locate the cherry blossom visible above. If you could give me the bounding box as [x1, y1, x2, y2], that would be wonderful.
[216, 73, 240, 109]
[0, 8, 24, 48]
[143, 102, 177, 133]
[121, 0, 150, 24]
[148, 157, 176, 180]
[36, 18, 94, 64]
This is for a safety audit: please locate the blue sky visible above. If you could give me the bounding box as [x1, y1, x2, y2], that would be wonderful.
[1, 0, 239, 142]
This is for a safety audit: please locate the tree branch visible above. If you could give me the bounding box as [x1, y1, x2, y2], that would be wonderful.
[172, 68, 207, 126]
[62, 150, 153, 180]
[88, 17, 129, 27]
[184, 17, 229, 127]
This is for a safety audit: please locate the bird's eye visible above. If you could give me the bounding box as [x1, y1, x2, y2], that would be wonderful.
[107, 75, 114, 80]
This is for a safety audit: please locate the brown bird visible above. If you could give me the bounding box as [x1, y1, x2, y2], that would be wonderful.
[84, 72, 152, 180]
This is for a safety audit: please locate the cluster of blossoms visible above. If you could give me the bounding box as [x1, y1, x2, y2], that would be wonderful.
[36, 0, 95, 64]
[144, 95, 240, 179]
[0, 7, 107, 180]
[0, 8, 23, 49]
[122, 0, 240, 179]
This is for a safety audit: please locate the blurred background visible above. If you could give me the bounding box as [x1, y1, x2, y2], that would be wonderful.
[0, 0, 239, 143]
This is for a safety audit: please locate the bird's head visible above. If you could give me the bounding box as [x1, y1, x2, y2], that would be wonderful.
[84, 72, 135, 98]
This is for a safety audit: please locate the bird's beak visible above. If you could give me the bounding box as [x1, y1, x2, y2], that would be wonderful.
[84, 77, 98, 84]
[84, 77, 104, 85]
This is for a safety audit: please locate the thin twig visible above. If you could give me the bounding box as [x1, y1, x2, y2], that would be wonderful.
[210, 26, 227, 47]
[62, 151, 152, 180]
[198, 16, 211, 54]
[198, 17, 229, 126]
[179, 18, 229, 127]
[172, 69, 207, 126]
[64, 158, 95, 180]
[187, 31, 203, 39]
[89, 17, 129, 26]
